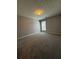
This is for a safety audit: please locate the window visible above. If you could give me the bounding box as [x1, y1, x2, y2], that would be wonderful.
[41, 21, 46, 31]
[39, 20, 46, 32]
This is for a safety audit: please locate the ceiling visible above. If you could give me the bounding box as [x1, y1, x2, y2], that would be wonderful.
[17, 0, 61, 20]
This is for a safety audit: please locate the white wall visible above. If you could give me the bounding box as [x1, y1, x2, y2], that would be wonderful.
[46, 15, 61, 35]
[17, 15, 40, 38]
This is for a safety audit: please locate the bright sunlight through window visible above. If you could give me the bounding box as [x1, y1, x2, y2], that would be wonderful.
[41, 21, 46, 31]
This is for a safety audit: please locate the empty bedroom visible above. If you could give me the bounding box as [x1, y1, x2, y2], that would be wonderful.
[17, 0, 61, 59]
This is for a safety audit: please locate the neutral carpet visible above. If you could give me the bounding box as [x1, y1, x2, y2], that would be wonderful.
[17, 32, 61, 59]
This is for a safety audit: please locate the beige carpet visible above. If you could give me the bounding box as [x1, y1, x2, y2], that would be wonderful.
[17, 32, 61, 59]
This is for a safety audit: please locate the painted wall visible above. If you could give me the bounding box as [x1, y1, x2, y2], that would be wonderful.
[17, 15, 40, 38]
[46, 15, 61, 35]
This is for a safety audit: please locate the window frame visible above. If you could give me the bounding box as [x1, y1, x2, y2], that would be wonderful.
[39, 20, 46, 32]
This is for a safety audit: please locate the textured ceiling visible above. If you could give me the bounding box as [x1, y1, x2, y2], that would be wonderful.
[17, 0, 61, 20]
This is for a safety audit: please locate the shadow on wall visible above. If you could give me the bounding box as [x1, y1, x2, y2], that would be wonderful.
[46, 15, 61, 35]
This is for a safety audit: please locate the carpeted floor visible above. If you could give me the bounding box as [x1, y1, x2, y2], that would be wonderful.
[17, 32, 61, 59]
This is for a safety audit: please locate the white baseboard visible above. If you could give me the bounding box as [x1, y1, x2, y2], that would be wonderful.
[46, 32, 61, 35]
[17, 32, 39, 40]
[17, 32, 61, 39]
